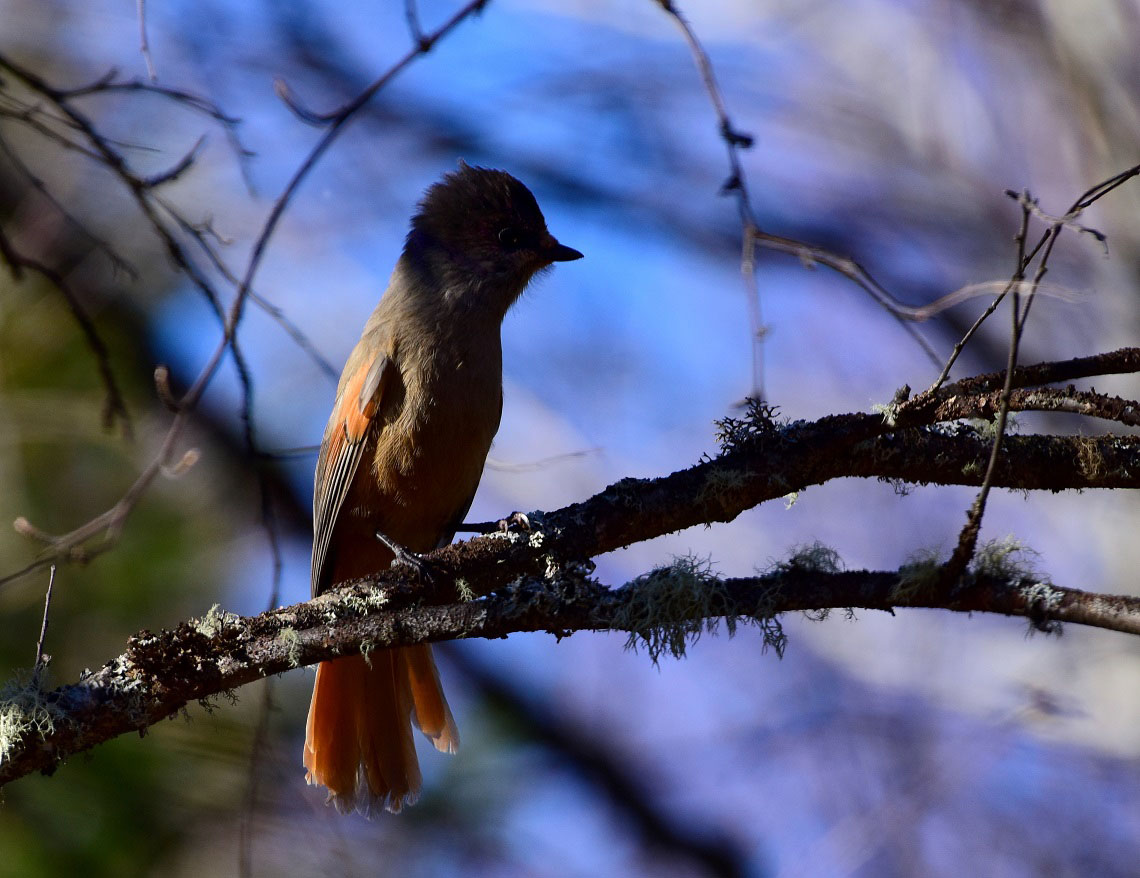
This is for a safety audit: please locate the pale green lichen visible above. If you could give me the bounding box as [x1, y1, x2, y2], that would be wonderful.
[0, 674, 63, 766]
[973, 412, 1018, 441]
[101, 657, 148, 726]
[973, 536, 1039, 581]
[343, 587, 389, 616]
[455, 578, 475, 602]
[893, 548, 943, 602]
[872, 402, 899, 427]
[278, 627, 303, 668]
[615, 556, 727, 663]
[781, 542, 842, 575]
[714, 398, 782, 453]
[615, 554, 786, 665]
[890, 537, 1044, 604]
[1076, 435, 1105, 480]
[772, 542, 844, 623]
[961, 460, 982, 478]
[194, 604, 240, 638]
[1018, 579, 1064, 635]
[1020, 580, 1063, 611]
[783, 491, 800, 509]
[969, 537, 1057, 634]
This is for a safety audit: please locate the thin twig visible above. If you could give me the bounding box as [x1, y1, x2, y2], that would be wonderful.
[405, 0, 426, 49]
[750, 229, 943, 367]
[136, 0, 157, 81]
[155, 196, 338, 380]
[656, 1, 765, 396]
[941, 191, 1035, 582]
[938, 164, 1140, 583]
[142, 135, 204, 187]
[60, 71, 256, 177]
[32, 565, 56, 686]
[930, 163, 1140, 391]
[238, 678, 275, 878]
[656, 1, 947, 391]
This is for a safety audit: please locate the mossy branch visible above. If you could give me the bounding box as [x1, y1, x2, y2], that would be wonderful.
[5, 347, 1140, 787]
[3, 541, 1139, 788]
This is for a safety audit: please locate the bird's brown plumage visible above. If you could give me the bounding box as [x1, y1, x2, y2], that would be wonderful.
[303, 164, 581, 813]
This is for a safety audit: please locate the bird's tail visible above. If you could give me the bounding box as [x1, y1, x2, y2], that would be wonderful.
[303, 645, 459, 814]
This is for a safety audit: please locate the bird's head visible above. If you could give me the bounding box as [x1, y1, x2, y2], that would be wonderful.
[404, 162, 582, 313]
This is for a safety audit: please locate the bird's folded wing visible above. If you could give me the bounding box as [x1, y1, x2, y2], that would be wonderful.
[311, 349, 394, 597]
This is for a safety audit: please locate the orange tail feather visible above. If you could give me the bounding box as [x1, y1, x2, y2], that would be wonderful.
[304, 648, 458, 814]
[403, 644, 460, 754]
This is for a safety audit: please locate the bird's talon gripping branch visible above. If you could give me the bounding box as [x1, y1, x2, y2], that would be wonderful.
[374, 530, 433, 583]
[496, 511, 531, 533]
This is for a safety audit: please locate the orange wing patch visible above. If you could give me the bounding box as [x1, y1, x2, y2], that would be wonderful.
[311, 351, 394, 596]
[339, 352, 387, 442]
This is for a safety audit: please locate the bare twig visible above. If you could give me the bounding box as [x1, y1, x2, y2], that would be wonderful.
[238, 678, 275, 878]
[935, 346, 1140, 396]
[142, 135, 204, 188]
[155, 196, 339, 380]
[655, 1, 765, 396]
[58, 71, 255, 176]
[137, 0, 158, 80]
[136, 0, 157, 81]
[1008, 188, 1107, 252]
[484, 446, 602, 474]
[937, 165, 1140, 582]
[656, 2, 944, 393]
[930, 163, 1140, 391]
[32, 565, 56, 686]
[0, 99, 105, 160]
[405, 0, 427, 49]
[941, 191, 1036, 582]
[748, 230, 945, 368]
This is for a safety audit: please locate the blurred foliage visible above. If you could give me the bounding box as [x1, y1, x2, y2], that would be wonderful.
[0, 203, 259, 877]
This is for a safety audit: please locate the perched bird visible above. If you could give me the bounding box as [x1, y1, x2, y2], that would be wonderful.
[304, 163, 582, 813]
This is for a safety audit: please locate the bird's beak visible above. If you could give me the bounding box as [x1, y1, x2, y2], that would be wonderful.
[541, 234, 583, 262]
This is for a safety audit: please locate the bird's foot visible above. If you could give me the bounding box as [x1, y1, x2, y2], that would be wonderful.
[496, 511, 531, 533]
[374, 531, 433, 583]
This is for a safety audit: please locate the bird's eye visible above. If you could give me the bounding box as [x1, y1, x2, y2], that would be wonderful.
[497, 227, 523, 249]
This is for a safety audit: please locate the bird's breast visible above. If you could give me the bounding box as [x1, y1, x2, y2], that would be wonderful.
[368, 339, 503, 548]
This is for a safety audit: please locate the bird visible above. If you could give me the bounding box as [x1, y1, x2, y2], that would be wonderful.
[303, 162, 582, 814]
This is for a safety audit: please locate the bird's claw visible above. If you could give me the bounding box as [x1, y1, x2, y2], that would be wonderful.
[496, 511, 531, 533]
[375, 530, 433, 583]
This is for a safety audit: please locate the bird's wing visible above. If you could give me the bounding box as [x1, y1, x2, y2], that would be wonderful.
[311, 348, 394, 597]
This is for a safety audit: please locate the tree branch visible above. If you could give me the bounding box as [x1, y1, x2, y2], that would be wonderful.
[4, 362, 1140, 785]
[2, 542, 1137, 787]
